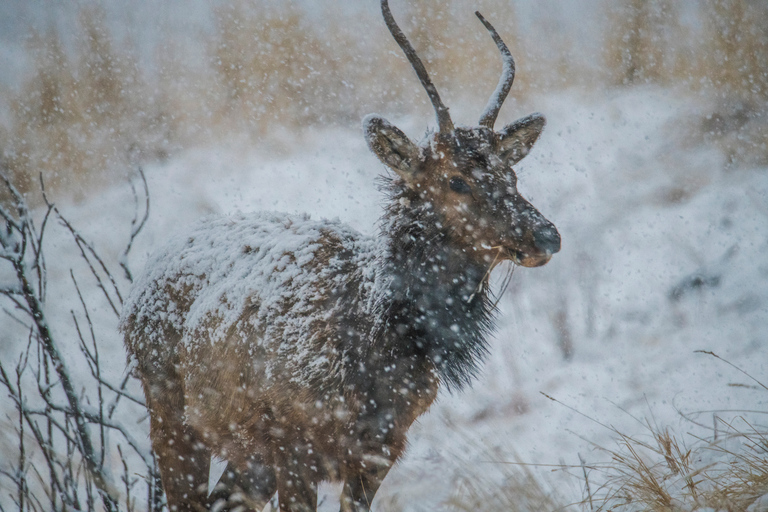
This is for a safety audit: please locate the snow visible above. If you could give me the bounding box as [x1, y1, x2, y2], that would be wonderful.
[121, 210, 378, 387]
[3, 87, 767, 510]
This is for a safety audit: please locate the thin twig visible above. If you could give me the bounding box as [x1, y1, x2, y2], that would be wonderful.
[695, 350, 768, 392]
[579, 453, 594, 512]
[121, 166, 150, 283]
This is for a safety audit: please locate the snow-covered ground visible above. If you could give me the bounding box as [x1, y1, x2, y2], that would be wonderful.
[2, 87, 766, 510]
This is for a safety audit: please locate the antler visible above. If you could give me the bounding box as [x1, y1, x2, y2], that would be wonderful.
[381, 0, 454, 134]
[475, 11, 515, 129]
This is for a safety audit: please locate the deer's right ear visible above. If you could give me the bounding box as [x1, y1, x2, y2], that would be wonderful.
[497, 113, 546, 166]
[364, 115, 420, 180]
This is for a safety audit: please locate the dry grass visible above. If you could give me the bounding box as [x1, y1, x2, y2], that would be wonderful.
[575, 354, 768, 511]
[582, 419, 768, 511]
[603, 0, 678, 86]
[602, 0, 768, 167]
[0, 0, 568, 203]
[445, 456, 564, 512]
[1, 7, 172, 203]
[435, 418, 767, 511]
[1, 0, 766, 201]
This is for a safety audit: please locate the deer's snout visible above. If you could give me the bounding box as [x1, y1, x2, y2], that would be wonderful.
[501, 197, 560, 267]
[533, 224, 561, 255]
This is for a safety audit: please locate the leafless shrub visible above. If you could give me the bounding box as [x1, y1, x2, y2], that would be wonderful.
[0, 168, 161, 511]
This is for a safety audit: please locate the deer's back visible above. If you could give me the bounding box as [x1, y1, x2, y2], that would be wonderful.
[121, 211, 377, 398]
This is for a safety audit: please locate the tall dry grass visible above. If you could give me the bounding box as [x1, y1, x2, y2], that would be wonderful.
[1, 0, 766, 202]
[699, 0, 768, 167]
[603, 0, 768, 166]
[603, 0, 679, 86]
[1, 8, 174, 203]
[581, 418, 768, 511]
[446, 456, 564, 512]
[569, 353, 768, 511]
[0, 0, 563, 203]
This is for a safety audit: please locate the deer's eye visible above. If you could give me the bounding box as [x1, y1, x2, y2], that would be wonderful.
[449, 177, 472, 194]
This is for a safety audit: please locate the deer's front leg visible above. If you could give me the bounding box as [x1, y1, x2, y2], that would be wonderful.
[275, 468, 317, 512]
[339, 426, 397, 512]
[339, 459, 392, 512]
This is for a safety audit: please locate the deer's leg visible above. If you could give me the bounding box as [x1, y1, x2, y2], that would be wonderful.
[143, 373, 211, 512]
[207, 457, 276, 512]
[339, 463, 391, 512]
[274, 462, 318, 512]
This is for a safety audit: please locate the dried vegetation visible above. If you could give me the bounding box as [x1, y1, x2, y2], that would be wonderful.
[574, 354, 768, 512]
[1, 0, 765, 203]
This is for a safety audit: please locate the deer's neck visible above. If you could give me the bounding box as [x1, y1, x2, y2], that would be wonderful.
[370, 184, 497, 391]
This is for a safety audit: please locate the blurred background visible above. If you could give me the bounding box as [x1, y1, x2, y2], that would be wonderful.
[0, 0, 765, 201]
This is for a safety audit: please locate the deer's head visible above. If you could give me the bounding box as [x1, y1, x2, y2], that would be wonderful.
[365, 1, 560, 268]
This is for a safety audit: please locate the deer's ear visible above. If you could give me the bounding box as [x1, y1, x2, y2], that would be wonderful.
[364, 115, 420, 179]
[497, 113, 546, 165]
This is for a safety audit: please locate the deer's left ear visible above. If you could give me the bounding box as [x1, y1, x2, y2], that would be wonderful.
[364, 115, 420, 181]
[497, 113, 546, 165]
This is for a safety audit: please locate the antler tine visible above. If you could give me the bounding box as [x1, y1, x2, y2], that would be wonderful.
[475, 11, 515, 129]
[381, 0, 454, 134]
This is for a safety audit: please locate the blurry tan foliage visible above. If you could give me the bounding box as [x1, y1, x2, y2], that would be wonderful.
[604, 0, 768, 166]
[209, 2, 345, 133]
[603, 0, 678, 86]
[705, 0, 768, 103]
[1, 8, 173, 203]
[701, 0, 768, 166]
[604, 0, 768, 100]
[1, 0, 767, 202]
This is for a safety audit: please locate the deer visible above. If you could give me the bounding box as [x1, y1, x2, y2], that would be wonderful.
[120, 1, 561, 511]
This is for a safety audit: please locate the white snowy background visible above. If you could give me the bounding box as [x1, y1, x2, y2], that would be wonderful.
[1, 1, 766, 510]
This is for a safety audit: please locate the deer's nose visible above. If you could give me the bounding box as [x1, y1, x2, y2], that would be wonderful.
[533, 226, 561, 255]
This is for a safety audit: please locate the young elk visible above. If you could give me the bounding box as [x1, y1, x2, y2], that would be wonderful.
[121, 1, 560, 511]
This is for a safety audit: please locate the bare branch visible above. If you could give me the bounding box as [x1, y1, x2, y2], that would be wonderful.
[121, 166, 150, 283]
[12, 254, 119, 510]
[107, 372, 146, 414]
[0, 360, 75, 509]
[1, 306, 33, 331]
[41, 190, 124, 315]
[0, 170, 28, 219]
[0, 285, 23, 295]
[3, 160, 155, 512]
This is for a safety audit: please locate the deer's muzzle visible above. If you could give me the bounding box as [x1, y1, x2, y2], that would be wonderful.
[503, 204, 560, 267]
